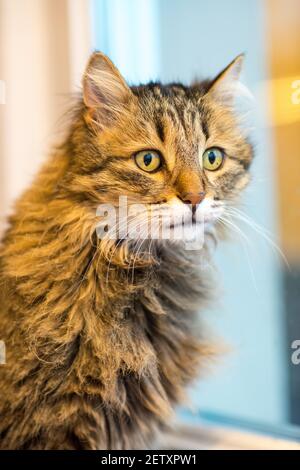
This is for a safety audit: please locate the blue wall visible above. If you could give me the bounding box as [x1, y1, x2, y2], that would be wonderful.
[91, 0, 160, 84]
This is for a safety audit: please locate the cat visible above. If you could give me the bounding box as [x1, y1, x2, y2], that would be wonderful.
[0, 52, 253, 449]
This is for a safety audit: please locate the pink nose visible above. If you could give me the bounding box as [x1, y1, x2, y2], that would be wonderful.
[179, 192, 206, 206]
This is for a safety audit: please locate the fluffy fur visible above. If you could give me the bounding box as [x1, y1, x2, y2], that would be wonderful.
[0, 52, 253, 449]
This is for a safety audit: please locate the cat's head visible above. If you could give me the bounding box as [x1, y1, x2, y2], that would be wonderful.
[68, 52, 253, 248]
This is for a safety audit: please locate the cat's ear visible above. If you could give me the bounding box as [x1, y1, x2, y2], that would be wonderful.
[83, 52, 134, 128]
[206, 54, 245, 105]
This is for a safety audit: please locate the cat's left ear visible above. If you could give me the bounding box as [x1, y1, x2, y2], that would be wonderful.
[83, 51, 134, 128]
[206, 54, 244, 105]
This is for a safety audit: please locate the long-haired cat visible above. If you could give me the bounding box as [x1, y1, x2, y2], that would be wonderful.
[0, 52, 253, 449]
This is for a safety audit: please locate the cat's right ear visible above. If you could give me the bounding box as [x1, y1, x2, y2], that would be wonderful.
[83, 52, 134, 128]
[205, 54, 245, 105]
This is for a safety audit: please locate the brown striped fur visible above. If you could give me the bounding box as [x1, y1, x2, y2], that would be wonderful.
[0, 53, 253, 449]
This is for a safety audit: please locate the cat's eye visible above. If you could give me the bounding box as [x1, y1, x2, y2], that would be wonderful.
[134, 150, 162, 173]
[202, 147, 224, 171]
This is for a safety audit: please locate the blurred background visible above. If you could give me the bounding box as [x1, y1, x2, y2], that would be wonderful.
[0, 0, 300, 442]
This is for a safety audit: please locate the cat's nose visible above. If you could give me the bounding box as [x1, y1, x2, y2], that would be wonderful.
[179, 192, 206, 206]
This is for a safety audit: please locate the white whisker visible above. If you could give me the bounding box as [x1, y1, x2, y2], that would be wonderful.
[225, 206, 290, 270]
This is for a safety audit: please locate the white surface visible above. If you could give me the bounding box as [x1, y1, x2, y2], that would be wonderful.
[160, 423, 300, 450]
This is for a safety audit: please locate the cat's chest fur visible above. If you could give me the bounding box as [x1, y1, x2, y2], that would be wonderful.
[0, 230, 210, 449]
[71, 244, 210, 448]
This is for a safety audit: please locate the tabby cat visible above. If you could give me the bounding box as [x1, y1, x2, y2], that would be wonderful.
[0, 52, 253, 449]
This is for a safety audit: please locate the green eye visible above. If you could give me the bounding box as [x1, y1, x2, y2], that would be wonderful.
[202, 147, 224, 171]
[134, 150, 162, 173]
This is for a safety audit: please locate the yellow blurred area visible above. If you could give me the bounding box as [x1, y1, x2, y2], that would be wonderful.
[266, 76, 300, 127]
[266, 0, 300, 263]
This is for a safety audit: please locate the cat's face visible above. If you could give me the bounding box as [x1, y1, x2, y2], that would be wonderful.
[68, 53, 253, 245]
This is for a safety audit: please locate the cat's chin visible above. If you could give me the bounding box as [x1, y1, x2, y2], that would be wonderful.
[122, 219, 217, 252]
